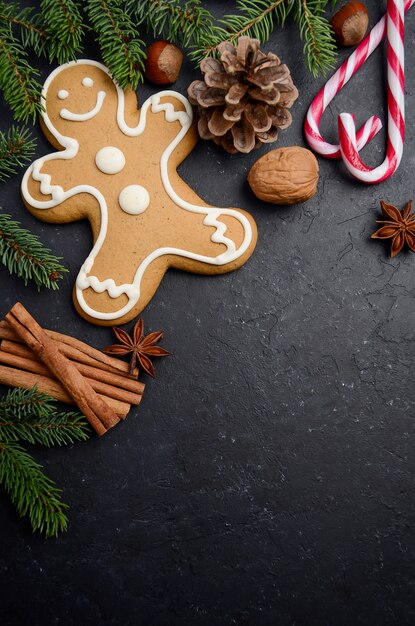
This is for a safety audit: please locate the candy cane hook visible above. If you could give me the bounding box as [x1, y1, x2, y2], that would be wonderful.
[339, 0, 405, 183]
[305, 0, 414, 163]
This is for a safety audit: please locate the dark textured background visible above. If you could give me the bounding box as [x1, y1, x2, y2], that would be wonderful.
[1, 1, 415, 624]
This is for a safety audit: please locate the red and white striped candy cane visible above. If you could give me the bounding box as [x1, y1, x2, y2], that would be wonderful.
[305, 0, 413, 169]
[338, 0, 405, 182]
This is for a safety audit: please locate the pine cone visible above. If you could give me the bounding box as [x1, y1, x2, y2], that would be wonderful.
[187, 37, 299, 154]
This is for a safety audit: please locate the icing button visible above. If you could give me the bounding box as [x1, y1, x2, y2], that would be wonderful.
[82, 77, 94, 87]
[95, 146, 125, 174]
[119, 185, 150, 215]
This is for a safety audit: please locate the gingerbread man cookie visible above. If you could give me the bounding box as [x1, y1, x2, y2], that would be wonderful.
[22, 60, 257, 325]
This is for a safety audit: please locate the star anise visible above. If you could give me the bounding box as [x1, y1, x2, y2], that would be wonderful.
[104, 318, 171, 377]
[371, 200, 415, 257]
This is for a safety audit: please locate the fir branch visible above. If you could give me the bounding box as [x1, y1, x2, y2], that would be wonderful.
[0, 2, 49, 59]
[0, 387, 90, 536]
[87, 0, 146, 89]
[0, 19, 43, 122]
[168, 0, 341, 77]
[0, 438, 68, 536]
[39, 0, 85, 64]
[0, 126, 36, 182]
[294, 0, 339, 77]
[132, 0, 216, 49]
[0, 1, 85, 65]
[0, 387, 90, 447]
[171, 0, 289, 65]
[0, 209, 67, 289]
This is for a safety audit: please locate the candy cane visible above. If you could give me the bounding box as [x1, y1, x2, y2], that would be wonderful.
[305, 0, 413, 164]
[338, 0, 405, 182]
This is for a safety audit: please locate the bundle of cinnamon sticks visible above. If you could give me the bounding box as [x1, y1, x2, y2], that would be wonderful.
[0, 303, 144, 435]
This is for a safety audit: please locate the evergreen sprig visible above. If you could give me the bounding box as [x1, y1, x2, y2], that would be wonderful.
[133, 0, 216, 49]
[0, 1, 85, 65]
[132, 0, 341, 77]
[0, 439, 69, 536]
[0, 386, 90, 447]
[38, 0, 86, 64]
[0, 126, 36, 182]
[0, 2, 49, 61]
[294, 0, 340, 77]
[0, 14, 43, 122]
[188, 0, 288, 64]
[0, 386, 90, 537]
[87, 0, 146, 89]
[191, 0, 341, 76]
[0, 209, 67, 289]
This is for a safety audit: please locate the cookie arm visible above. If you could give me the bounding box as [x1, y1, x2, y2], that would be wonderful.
[21, 151, 103, 225]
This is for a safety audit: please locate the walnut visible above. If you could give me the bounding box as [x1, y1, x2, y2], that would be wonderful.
[247, 146, 319, 205]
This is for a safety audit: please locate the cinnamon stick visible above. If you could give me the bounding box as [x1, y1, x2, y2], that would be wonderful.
[0, 320, 138, 378]
[5, 304, 119, 435]
[0, 339, 144, 395]
[47, 329, 138, 377]
[0, 365, 130, 419]
[0, 364, 73, 404]
[0, 349, 142, 406]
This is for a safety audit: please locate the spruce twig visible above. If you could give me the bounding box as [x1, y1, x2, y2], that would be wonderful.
[0, 387, 90, 447]
[0, 2, 49, 59]
[132, 0, 216, 49]
[133, 0, 341, 77]
[0, 0, 85, 65]
[0, 18, 43, 122]
[189, 0, 288, 64]
[0, 438, 69, 536]
[0, 209, 67, 289]
[0, 126, 36, 182]
[39, 0, 85, 64]
[294, 0, 340, 77]
[87, 0, 146, 89]
[0, 386, 90, 537]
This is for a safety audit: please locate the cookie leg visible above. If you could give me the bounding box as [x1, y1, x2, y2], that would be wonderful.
[73, 255, 170, 325]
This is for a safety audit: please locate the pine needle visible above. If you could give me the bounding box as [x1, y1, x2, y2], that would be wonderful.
[0, 387, 90, 537]
[132, 0, 216, 49]
[39, 0, 85, 64]
[87, 0, 146, 89]
[0, 18, 43, 122]
[132, 0, 341, 77]
[0, 126, 36, 182]
[0, 2, 49, 59]
[0, 0, 85, 66]
[0, 438, 69, 537]
[295, 0, 340, 77]
[0, 209, 67, 289]
[0, 386, 90, 447]
[191, 0, 289, 64]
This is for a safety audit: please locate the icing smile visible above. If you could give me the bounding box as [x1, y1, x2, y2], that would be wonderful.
[60, 90, 106, 121]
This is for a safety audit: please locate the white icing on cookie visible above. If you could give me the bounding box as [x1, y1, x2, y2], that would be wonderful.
[82, 77, 94, 87]
[58, 90, 68, 100]
[95, 146, 125, 174]
[21, 59, 254, 322]
[119, 185, 150, 214]
[60, 90, 106, 121]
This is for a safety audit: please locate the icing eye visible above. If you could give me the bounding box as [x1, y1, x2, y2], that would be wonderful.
[82, 77, 94, 87]
[58, 89, 69, 100]
[119, 185, 150, 215]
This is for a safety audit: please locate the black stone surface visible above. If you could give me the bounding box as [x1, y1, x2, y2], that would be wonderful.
[1, 1, 415, 624]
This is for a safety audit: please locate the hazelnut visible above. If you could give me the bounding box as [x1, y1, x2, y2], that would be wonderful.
[144, 41, 183, 85]
[330, 2, 369, 47]
[247, 146, 319, 205]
